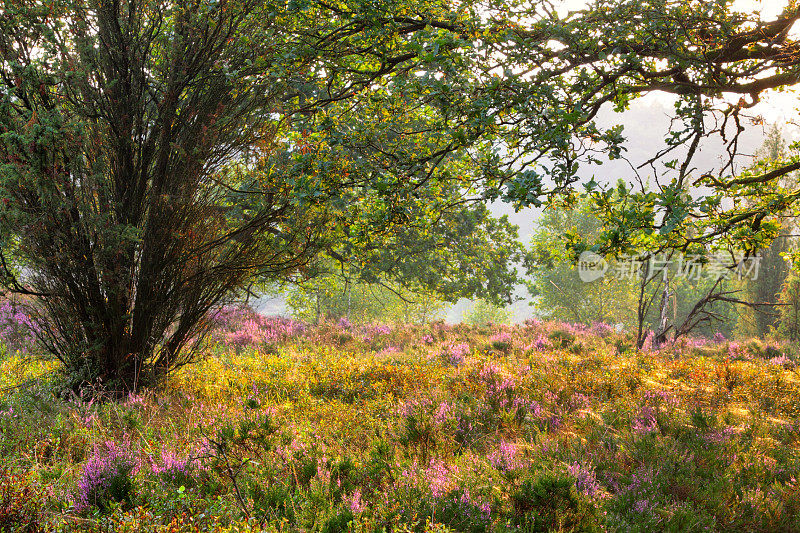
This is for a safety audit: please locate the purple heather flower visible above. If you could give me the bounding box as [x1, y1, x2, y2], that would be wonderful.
[589, 322, 615, 338]
[346, 488, 365, 513]
[632, 406, 658, 435]
[73, 440, 136, 513]
[634, 499, 651, 513]
[425, 459, 457, 498]
[488, 440, 524, 471]
[443, 343, 470, 365]
[567, 462, 604, 499]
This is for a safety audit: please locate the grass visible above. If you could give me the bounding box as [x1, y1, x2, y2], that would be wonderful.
[2, 313, 800, 532]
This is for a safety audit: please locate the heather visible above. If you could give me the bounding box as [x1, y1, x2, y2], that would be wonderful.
[3, 311, 800, 531]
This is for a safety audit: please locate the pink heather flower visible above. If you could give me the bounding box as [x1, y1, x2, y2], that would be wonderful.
[728, 341, 748, 359]
[434, 401, 453, 425]
[626, 465, 660, 496]
[569, 393, 590, 410]
[225, 319, 265, 346]
[566, 462, 603, 499]
[642, 389, 678, 408]
[513, 398, 543, 419]
[531, 335, 550, 350]
[632, 406, 658, 435]
[444, 343, 470, 365]
[316, 460, 331, 486]
[769, 355, 792, 367]
[346, 488, 365, 513]
[490, 331, 513, 344]
[361, 323, 392, 342]
[478, 362, 502, 382]
[634, 499, 651, 513]
[425, 459, 458, 498]
[488, 440, 524, 471]
[640, 331, 654, 352]
[705, 427, 738, 445]
[0, 300, 40, 352]
[149, 448, 195, 483]
[590, 322, 615, 338]
[124, 392, 146, 407]
[74, 440, 136, 513]
[213, 307, 304, 346]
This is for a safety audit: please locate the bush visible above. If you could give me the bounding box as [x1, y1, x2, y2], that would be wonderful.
[548, 329, 576, 348]
[73, 441, 136, 514]
[508, 471, 602, 532]
[0, 467, 43, 532]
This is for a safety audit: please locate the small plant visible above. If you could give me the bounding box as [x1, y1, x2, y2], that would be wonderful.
[73, 440, 136, 514]
[548, 328, 576, 348]
[149, 449, 197, 488]
[509, 471, 602, 532]
[0, 467, 43, 532]
[490, 332, 513, 354]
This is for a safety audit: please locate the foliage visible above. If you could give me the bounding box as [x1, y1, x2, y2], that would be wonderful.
[737, 125, 796, 337]
[463, 300, 511, 326]
[526, 197, 740, 338]
[779, 271, 800, 342]
[285, 265, 445, 325]
[0, 467, 44, 532]
[510, 471, 602, 532]
[466, 1, 800, 340]
[73, 440, 137, 514]
[526, 199, 638, 328]
[0, 0, 521, 393]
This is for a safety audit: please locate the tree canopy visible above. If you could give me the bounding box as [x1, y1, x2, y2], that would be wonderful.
[0, 0, 519, 392]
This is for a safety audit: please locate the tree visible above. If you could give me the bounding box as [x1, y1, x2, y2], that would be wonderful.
[779, 270, 800, 341]
[461, 1, 800, 341]
[0, 0, 518, 393]
[525, 199, 638, 328]
[463, 299, 511, 326]
[285, 266, 445, 325]
[738, 125, 796, 336]
[526, 196, 740, 339]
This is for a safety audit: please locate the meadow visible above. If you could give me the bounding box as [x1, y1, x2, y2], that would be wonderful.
[3, 307, 800, 532]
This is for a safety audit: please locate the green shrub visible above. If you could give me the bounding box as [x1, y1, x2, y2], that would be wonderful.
[548, 329, 576, 348]
[509, 471, 602, 532]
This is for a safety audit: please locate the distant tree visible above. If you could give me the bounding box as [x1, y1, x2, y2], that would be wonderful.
[463, 299, 511, 326]
[285, 263, 445, 325]
[779, 271, 800, 342]
[526, 196, 740, 339]
[738, 125, 796, 337]
[525, 200, 638, 328]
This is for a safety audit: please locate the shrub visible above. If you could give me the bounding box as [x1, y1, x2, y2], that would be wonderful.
[148, 449, 197, 488]
[509, 471, 602, 532]
[321, 509, 354, 533]
[490, 332, 514, 354]
[0, 467, 43, 532]
[73, 440, 136, 514]
[548, 329, 576, 348]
